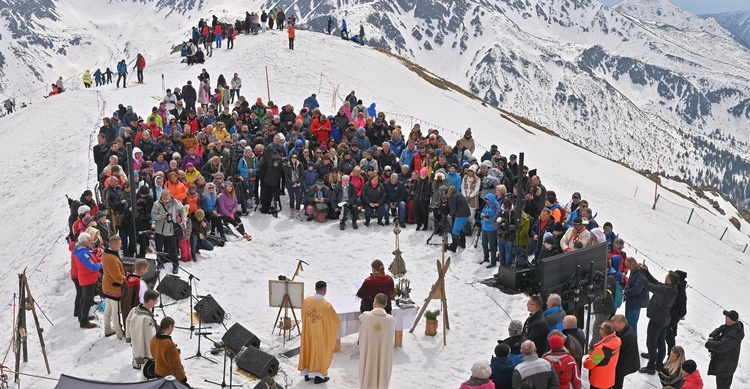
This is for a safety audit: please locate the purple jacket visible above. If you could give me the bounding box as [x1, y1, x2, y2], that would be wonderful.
[182, 153, 204, 172]
[152, 160, 169, 175]
[217, 192, 238, 217]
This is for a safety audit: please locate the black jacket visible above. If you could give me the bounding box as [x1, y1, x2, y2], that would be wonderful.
[448, 191, 471, 218]
[331, 183, 357, 208]
[361, 182, 386, 206]
[285, 161, 305, 186]
[616, 324, 640, 378]
[305, 185, 331, 204]
[523, 310, 548, 356]
[413, 177, 432, 202]
[706, 321, 744, 377]
[642, 269, 678, 326]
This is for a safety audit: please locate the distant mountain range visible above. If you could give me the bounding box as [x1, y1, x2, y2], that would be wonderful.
[2, 0, 750, 210]
[703, 10, 750, 50]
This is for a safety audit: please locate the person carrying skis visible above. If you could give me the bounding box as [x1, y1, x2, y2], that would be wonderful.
[133, 54, 146, 84]
[116, 59, 128, 88]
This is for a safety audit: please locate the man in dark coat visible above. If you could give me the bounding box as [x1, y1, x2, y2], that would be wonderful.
[182, 81, 197, 113]
[623, 257, 650, 337]
[490, 343, 514, 389]
[638, 265, 678, 375]
[523, 295, 548, 357]
[502, 320, 527, 366]
[331, 174, 358, 229]
[612, 314, 640, 389]
[445, 185, 471, 252]
[258, 146, 283, 213]
[705, 309, 744, 389]
[562, 315, 587, 361]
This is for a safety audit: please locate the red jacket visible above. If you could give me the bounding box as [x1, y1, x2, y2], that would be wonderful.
[544, 351, 581, 389]
[69, 241, 78, 279]
[214, 24, 222, 36]
[201, 26, 209, 37]
[584, 333, 621, 389]
[681, 370, 703, 389]
[310, 118, 331, 143]
[73, 245, 102, 287]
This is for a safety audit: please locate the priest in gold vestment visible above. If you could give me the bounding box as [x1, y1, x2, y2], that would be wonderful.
[298, 280, 340, 384]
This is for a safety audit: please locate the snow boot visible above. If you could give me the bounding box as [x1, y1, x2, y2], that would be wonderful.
[446, 235, 460, 252]
[458, 233, 466, 249]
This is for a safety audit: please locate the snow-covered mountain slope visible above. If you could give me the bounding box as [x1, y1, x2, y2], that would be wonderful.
[0, 30, 747, 389]
[704, 10, 750, 49]
[3, 0, 750, 211]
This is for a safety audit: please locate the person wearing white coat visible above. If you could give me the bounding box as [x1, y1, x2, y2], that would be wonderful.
[125, 289, 159, 375]
[358, 293, 395, 389]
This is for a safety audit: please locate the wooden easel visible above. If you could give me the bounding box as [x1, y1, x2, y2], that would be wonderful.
[409, 243, 451, 345]
[271, 280, 301, 349]
[14, 270, 51, 383]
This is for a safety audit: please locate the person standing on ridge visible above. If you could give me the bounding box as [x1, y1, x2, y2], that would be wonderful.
[82, 70, 92, 88]
[327, 16, 333, 34]
[288, 23, 295, 50]
[341, 19, 348, 38]
[133, 54, 146, 84]
[359, 25, 365, 45]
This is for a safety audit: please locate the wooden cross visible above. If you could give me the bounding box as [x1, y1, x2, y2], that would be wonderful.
[409, 245, 451, 345]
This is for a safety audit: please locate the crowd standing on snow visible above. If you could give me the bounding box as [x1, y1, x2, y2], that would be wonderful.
[48, 9, 746, 389]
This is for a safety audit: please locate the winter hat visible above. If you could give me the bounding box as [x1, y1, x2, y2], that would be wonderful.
[481, 161, 492, 169]
[591, 228, 606, 243]
[549, 334, 565, 351]
[225, 181, 233, 187]
[315, 179, 325, 187]
[82, 215, 94, 226]
[308, 161, 315, 167]
[681, 360, 697, 374]
[95, 211, 108, 220]
[543, 232, 555, 246]
[603, 221, 613, 229]
[78, 205, 91, 216]
[419, 167, 428, 177]
[365, 148, 374, 155]
[723, 310, 739, 322]
[462, 162, 470, 169]
[508, 320, 523, 336]
[464, 128, 472, 136]
[553, 222, 566, 232]
[195, 209, 205, 219]
[138, 186, 150, 196]
[351, 139, 359, 147]
[572, 192, 581, 199]
[468, 165, 478, 173]
[357, 127, 366, 134]
[384, 166, 392, 171]
[463, 150, 471, 158]
[273, 115, 280, 120]
[186, 162, 194, 168]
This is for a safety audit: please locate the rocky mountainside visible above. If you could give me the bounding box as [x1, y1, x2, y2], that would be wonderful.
[705, 10, 750, 49]
[2, 0, 750, 209]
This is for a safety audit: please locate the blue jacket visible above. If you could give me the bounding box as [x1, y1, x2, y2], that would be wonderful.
[303, 96, 319, 111]
[490, 356, 514, 389]
[303, 169, 319, 192]
[446, 171, 462, 191]
[117, 62, 127, 74]
[354, 134, 370, 150]
[238, 156, 258, 179]
[74, 246, 102, 272]
[565, 208, 581, 228]
[400, 148, 417, 169]
[388, 138, 404, 159]
[94, 70, 102, 80]
[480, 194, 499, 231]
[201, 192, 218, 213]
[623, 267, 650, 308]
[342, 20, 347, 31]
[367, 103, 377, 118]
[544, 305, 565, 332]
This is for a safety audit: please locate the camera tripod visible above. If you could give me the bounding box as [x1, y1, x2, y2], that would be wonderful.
[426, 209, 451, 245]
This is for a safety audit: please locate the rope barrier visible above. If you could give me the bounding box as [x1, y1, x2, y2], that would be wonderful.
[0, 366, 58, 382]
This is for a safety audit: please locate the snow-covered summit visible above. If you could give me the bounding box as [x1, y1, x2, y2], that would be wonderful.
[613, 0, 730, 35]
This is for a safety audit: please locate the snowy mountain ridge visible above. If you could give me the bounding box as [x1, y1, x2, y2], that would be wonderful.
[2, 0, 750, 212]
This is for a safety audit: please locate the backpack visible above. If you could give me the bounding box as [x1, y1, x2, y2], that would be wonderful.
[613, 281, 623, 309]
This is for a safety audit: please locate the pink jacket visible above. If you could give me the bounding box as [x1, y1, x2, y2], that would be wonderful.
[459, 380, 495, 389]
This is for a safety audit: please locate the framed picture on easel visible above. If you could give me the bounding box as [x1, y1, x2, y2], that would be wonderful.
[268, 280, 304, 308]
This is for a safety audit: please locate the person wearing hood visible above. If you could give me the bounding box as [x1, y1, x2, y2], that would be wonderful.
[82, 70, 92, 88]
[462, 128, 475, 154]
[73, 232, 103, 329]
[480, 193, 499, 268]
[538, 232, 561, 261]
[132, 147, 145, 172]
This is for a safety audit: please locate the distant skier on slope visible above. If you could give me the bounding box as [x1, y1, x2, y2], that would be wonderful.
[133, 54, 146, 84]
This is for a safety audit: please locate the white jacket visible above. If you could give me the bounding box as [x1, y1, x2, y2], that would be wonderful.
[126, 305, 157, 362]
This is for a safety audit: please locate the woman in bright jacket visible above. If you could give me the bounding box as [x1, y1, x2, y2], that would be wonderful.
[73, 232, 102, 329]
[459, 362, 495, 389]
[217, 182, 251, 240]
[150, 317, 189, 385]
[480, 193, 499, 268]
[543, 334, 581, 389]
[200, 182, 222, 238]
[309, 115, 332, 144]
[165, 172, 187, 202]
[82, 70, 92, 88]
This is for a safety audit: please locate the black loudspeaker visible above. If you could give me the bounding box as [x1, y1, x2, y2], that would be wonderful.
[222, 323, 261, 354]
[236, 347, 278, 379]
[253, 376, 285, 389]
[121, 257, 157, 283]
[494, 266, 537, 291]
[194, 294, 225, 323]
[156, 275, 191, 300]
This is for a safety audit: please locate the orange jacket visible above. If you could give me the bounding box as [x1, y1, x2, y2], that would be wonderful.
[183, 192, 200, 214]
[310, 117, 331, 143]
[165, 181, 188, 202]
[288, 27, 295, 38]
[150, 334, 186, 381]
[584, 333, 621, 389]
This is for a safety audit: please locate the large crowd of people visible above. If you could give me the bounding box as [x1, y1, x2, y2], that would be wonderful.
[56, 9, 746, 389]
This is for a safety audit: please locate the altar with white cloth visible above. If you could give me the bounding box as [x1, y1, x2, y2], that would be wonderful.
[327, 295, 417, 351]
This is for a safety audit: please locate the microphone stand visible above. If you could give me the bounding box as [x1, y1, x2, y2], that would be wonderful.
[153, 252, 176, 317]
[204, 339, 242, 388]
[181, 265, 217, 364]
